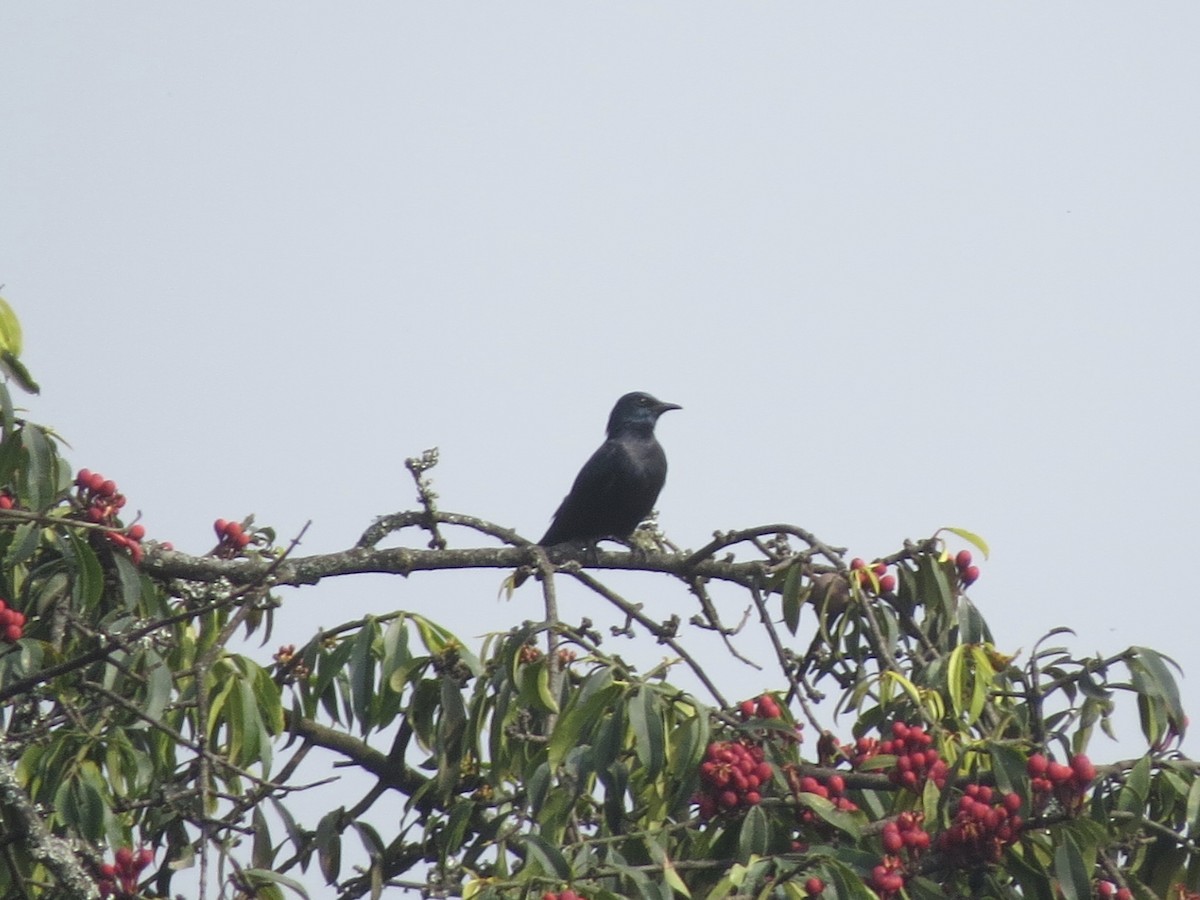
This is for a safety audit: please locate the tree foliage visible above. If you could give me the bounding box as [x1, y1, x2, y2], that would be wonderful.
[0, 326, 1195, 899]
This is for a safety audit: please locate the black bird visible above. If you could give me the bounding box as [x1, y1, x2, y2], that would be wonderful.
[539, 391, 681, 547]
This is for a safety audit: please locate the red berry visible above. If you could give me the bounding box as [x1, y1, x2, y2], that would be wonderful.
[99, 479, 117, 497]
[850, 557, 866, 570]
[1047, 762, 1073, 784]
[1027, 753, 1048, 777]
[878, 574, 896, 593]
[1070, 754, 1096, 784]
[88, 472, 106, 492]
[127, 524, 145, 542]
[758, 696, 781, 718]
[872, 562, 887, 577]
[882, 828, 903, 853]
[135, 848, 153, 870]
[805, 876, 825, 896]
[1115, 889, 1132, 900]
[4, 624, 21, 643]
[961, 565, 980, 586]
[739, 699, 756, 719]
[955, 549, 972, 569]
[214, 519, 228, 537]
[99, 863, 117, 878]
[0, 495, 11, 510]
[115, 847, 133, 870]
[745, 790, 761, 805]
[76, 469, 92, 487]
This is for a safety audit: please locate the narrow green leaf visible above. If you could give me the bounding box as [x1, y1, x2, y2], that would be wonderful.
[4, 521, 39, 568]
[316, 809, 343, 883]
[349, 618, 377, 733]
[1186, 774, 1200, 837]
[19, 424, 54, 510]
[252, 806, 274, 868]
[241, 869, 312, 900]
[0, 300, 23, 358]
[520, 834, 571, 879]
[1118, 755, 1151, 815]
[142, 650, 173, 722]
[737, 805, 769, 861]
[781, 562, 805, 635]
[942, 527, 990, 558]
[1053, 834, 1091, 900]
[630, 687, 665, 778]
[794, 792, 862, 839]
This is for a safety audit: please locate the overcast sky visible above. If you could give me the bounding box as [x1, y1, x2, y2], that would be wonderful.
[3, 2, 1198, 891]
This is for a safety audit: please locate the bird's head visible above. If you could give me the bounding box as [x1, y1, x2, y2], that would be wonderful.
[606, 392, 682, 436]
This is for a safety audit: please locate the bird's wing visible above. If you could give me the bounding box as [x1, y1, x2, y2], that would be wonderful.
[541, 440, 630, 545]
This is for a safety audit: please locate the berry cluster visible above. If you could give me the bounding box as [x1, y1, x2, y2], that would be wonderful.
[1095, 881, 1133, 900]
[541, 892, 586, 900]
[98, 846, 153, 899]
[1027, 752, 1095, 814]
[738, 693, 782, 720]
[936, 784, 1022, 866]
[213, 518, 252, 557]
[75, 469, 145, 564]
[868, 854, 907, 899]
[696, 740, 771, 819]
[880, 810, 931, 857]
[789, 769, 859, 821]
[850, 558, 896, 594]
[0, 598, 26, 643]
[839, 734, 880, 768]
[954, 549, 980, 587]
[879, 722, 948, 791]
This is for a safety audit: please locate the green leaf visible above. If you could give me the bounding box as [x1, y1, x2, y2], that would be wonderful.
[349, 618, 378, 733]
[942, 526, 989, 558]
[1186, 773, 1200, 837]
[0, 352, 39, 395]
[957, 597, 993, 644]
[65, 531, 104, 608]
[737, 806, 769, 861]
[1118, 755, 1151, 815]
[142, 650, 173, 722]
[1053, 833, 1092, 900]
[987, 743, 1027, 798]
[520, 834, 571, 880]
[4, 521, 39, 568]
[781, 562, 805, 635]
[794, 792, 862, 839]
[0, 300, 21, 359]
[252, 806, 275, 868]
[630, 687, 665, 778]
[240, 869, 311, 900]
[19, 425, 55, 511]
[315, 809, 343, 883]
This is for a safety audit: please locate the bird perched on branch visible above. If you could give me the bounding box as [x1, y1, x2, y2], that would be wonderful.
[538, 391, 681, 548]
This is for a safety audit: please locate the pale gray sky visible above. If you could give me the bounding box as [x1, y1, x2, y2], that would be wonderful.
[3, 2, 1199, 891]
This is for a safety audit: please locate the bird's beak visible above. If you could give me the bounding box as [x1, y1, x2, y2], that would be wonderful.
[655, 401, 682, 415]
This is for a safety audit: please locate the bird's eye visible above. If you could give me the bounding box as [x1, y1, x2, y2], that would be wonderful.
[639, 397, 649, 405]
